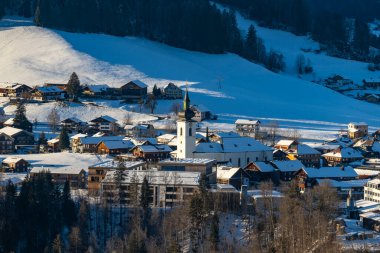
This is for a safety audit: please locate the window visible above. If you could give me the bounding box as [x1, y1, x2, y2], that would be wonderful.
[189, 127, 192, 136]
[180, 128, 183, 136]
[247, 157, 250, 164]
[238, 158, 241, 167]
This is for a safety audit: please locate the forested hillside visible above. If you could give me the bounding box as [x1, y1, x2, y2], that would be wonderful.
[215, 0, 380, 63]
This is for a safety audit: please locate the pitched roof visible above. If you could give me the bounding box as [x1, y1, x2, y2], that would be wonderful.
[317, 179, 370, 188]
[61, 117, 83, 124]
[272, 160, 305, 172]
[135, 144, 172, 153]
[322, 147, 363, 159]
[302, 167, 358, 179]
[84, 84, 109, 92]
[90, 115, 117, 123]
[30, 167, 84, 175]
[79, 136, 125, 145]
[0, 126, 29, 137]
[100, 140, 134, 150]
[289, 144, 320, 155]
[217, 167, 241, 180]
[221, 137, 272, 153]
[128, 80, 148, 88]
[36, 86, 63, 93]
[235, 119, 260, 125]
[2, 157, 27, 164]
[250, 162, 275, 172]
[195, 142, 224, 153]
[276, 140, 295, 147]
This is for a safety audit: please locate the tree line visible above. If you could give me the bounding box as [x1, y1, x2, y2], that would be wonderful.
[215, 0, 380, 63]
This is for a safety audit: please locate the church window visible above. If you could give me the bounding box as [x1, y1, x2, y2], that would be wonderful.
[189, 127, 192, 136]
[180, 128, 183, 136]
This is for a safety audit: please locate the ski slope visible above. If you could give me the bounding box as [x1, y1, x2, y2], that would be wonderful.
[1, 17, 380, 135]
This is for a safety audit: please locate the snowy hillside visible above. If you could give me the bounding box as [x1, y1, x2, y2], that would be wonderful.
[1, 17, 380, 135]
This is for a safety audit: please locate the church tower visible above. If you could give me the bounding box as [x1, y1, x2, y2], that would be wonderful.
[177, 88, 196, 158]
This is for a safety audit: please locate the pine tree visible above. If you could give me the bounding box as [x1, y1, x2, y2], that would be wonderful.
[244, 25, 258, 62]
[152, 84, 161, 97]
[114, 160, 126, 226]
[66, 72, 81, 101]
[62, 180, 77, 227]
[13, 101, 32, 132]
[59, 127, 70, 150]
[38, 132, 48, 146]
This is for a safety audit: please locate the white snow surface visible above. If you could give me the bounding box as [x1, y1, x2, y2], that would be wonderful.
[1, 17, 380, 135]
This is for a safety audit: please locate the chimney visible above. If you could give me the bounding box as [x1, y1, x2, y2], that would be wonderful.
[206, 127, 209, 142]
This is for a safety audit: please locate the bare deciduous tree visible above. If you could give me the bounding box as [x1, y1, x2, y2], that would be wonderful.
[48, 105, 60, 133]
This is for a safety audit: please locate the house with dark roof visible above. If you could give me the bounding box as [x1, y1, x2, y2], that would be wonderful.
[272, 160, 305, 181]
[120, 80, 148, 100]
[162, 83, 183, 99]
[31, 86, 66, 101]
[2, 157, 29, 172]
[0, 127, 34, 147]
[73, 136, 125, 153]
[322, 147, 363, 166]
[82, 84, 110, 97]
[244, 162, 278, 184]
[131, 144, 172, 162]
[61, 117, 87, 132]
[125, 124, 155, 138]
[0, 83, 32, 97]
[275, 140, 321, 167]
[89, 115, 118, 133]
[96, 140, 135, 155]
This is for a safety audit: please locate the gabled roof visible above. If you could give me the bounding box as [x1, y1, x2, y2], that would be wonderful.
[30, 167, 85, 175]
[322, 147, 363, 159]
[90, 115, 117, 123]
[157, 134, 176, 142]
[190, 104, 210, 113]
[35, 86, 63, 93]
[83, 84, 109, 92]
[125, 80, 148, 88]
[301, 167, 358, 179]
[276, 140, 296, 147]
[316, 179, 370, 188]
[217, 167, 242, 180]
[288, 144, 320, 155]
[235, 119, 260, 125]
[212, 131, 241, 138]
[99, 140, 134, 150]
[249, 162, 276, 172]
[3, 117, 14, 125]
[133, 144, 172, 153]
[128, 137, 157, 146]
[2, 157, 27, 164]
[61, 117, 83, 124]
[195, 142, 224, 153]
[79, 136, 124, 145]
[0, 126, 32, 137]
[221, 137, 272, 153]
[272, 160, 305, 172]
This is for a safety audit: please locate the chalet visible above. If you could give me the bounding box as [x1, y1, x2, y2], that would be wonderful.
[101, 170, 200, 207]
[125, 124, 155, 138]
[317, 179, 369, 200]
[327, 135, 354, 147]
[120, 80, 148, 100]
[244, 162, 277, 184]
[82, 84, 110, 97]
[0, 127, 34, 147]
[295, 166, 358, 192]
[60, 117, 86, 132]
[88, 160, 146, 193]
[157, 158, 216, 175]
[363, 78, 380, 89]
[0, 83, 32, 97]
[348, 122, 368, 139]
[89, 115, 118, 133]
[364, 179, 380, 203]
[96, 140, 134, 155]
[156, 133, 177, 145]
[190, 105, 212, 122]
[360, 212, 380, 232]
[217, 166, 251, 190]
[353, 139, 380, 158]
[44, 83, 67, 90]
[273, 149, 288, 161]
[288, 145, 320, 167]
[47, 138, 60, 152]
[235, 119, 261, 137]
[272, 160, 305, 181]
[130, 144, 172, 162]
[0, 133, 15, 154]
[2, 157, 29, 172]
[322, 147, 363, 166]
[31, 86, 66, 101]
[30, 167, 87, 189]
[72, 136, 124, 153]
[274, 140, 297, 151]
[128, 137, 157, 146]
[162, 83, 183, 99]
[304, 142, 341, 154]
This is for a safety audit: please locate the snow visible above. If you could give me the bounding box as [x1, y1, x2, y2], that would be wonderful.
[272, 160, 305, 172]
[251, 162, 275, 172]
[0, 126, 24, 136]
[303, 167, 358, 178]
[217, 167, 240, 180]
[2, 17, 380, 138]
[158, 158, 215, 165]
[2, 157, 25, 163]
[30, 166, 84, 175]
[0, 173, 27, 186]
[322, 147, 363, 159]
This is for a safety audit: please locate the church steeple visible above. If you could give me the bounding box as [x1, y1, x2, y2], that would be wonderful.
[178, 85, 195, 121]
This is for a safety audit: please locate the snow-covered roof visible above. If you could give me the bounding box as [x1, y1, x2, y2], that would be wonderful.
[276, 140, 295, 147]
[195, 142, 224, 153]
[47, 138, 60, 144]
[84, 84, 109, 92]
[159, 158, 216, 165]
[354, 168, 380, 177]
[30, 167, 85, 175]
[90, 115, 117, 123]
[102, 170, 200, 186]
[221, 137, 272, 153]
[79, 136, 124, 145]
[289, 144, 320, 155]
[213, 131, 241, 138]
[367, 178, 380, 186]
[217, 167, 241, 180]
[0, 82, 28, 90]
[251, 162, 275, 172]
[0, 126, 24, 136]
[359, 212, 380, 221]
[36, 86, 63, 93]
[190, 104, 209, 113]
[215, 184, 238, 191]
[349, 122, 368, 126]
[302, 167, 358, 179]
[2, 157, 26, 164]
[272, 160, 305, 172]
[61, 117, 83, 124]
[129, 80, 148, 88]
[0, 173, 27, 186]
[3, 117, 14, 125]
[90, 160, 146, 169]
[100, 140, 134, 150]
[316, 179, 370, 188]
[135, 144, 172, 153]
[355, 199, 380, 213]
[70, 133, 88, 139]
[128, 137, 157, 146]
[247, 190, 283, 199]
[322, 147, 363, 159]
[157, 133, 176, 142]
[303, 142, 340, 151]
[235, 119, 260, 125]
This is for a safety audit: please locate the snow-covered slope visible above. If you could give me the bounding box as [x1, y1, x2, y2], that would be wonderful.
[1, 17, 380, 132]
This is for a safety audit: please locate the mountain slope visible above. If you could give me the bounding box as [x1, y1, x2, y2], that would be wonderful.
[1, 17, 380, 132]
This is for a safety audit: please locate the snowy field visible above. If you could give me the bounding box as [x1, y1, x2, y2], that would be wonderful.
[1, 17, 380, 139]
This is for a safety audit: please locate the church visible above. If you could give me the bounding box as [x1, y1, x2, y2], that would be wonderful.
[174, 90, 273, 168]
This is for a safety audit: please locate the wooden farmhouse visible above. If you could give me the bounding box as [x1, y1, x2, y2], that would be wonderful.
[96, 140, 134, 155]
[120, 80, 148, 101]
[2, 157, 29, 172]
[162, 83, 183, 99]
[130, 144, 172, 162]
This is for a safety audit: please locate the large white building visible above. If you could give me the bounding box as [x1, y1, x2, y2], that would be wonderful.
[364, 179, 380, 203]
[175, 91, 273, 167]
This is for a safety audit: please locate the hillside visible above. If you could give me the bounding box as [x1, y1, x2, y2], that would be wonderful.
[1, 17, 380, 135]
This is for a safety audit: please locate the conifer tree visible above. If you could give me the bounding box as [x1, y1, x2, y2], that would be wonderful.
[140, 176, 151, 231]
[66, 72, 81, 101]
[59, 127, 70, 150]
[114, 160, 126, 226]
[209, 212, 219, 251]
[38, 131, 48, 146]
[13, 101, 32, 132]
